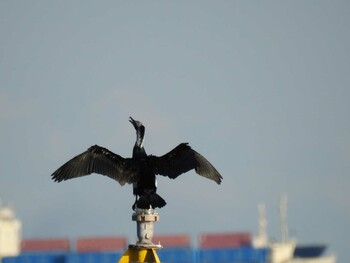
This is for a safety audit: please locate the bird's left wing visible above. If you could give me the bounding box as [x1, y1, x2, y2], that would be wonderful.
[51, 145, 139, 185]
[149, 143, 222, 184]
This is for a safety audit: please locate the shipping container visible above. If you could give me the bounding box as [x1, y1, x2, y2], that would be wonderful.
[157, 248, 193, 263]
[198, 247, 269, 263]
[199, 232, 252, 249]
[75, 236, 127, 252]
[2, 248, 269, 263]
[21, 239, 70, 252]
[294, 244, 327, 258]
[65, 252, 121, 263]
[153, 234, 191, 248]
[2, 252, 66, 263]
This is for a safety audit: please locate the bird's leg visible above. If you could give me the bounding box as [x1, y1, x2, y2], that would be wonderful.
[132, 195, 138, 211]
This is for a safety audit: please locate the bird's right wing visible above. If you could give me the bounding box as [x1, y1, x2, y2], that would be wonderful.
[51, 145, 139, 185]
[149, 143, 222, 184]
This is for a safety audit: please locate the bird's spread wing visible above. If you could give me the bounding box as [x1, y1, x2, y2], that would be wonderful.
[150, 143, 222, 184]
[51, 145, 139, 185]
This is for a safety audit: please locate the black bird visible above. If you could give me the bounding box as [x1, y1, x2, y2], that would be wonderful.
[51, 117, 222, 210]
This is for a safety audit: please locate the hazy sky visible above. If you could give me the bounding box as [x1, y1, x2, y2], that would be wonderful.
[1, 1, 349, 262]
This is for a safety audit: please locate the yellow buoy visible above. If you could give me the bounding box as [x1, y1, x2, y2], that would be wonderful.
[118, 246, 161, 263]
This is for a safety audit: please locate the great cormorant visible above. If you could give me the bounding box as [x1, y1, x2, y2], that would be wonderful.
[51, 117, 222, 210]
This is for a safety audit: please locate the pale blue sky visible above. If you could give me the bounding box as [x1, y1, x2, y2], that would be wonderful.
[1, 1, 349, 262]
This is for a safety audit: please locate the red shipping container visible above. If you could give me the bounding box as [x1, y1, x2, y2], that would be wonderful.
[76, 236, 127, 252]
[199, 232, 251, 249]
[21, 238, 70, 252]
[153, 234, 191, 248]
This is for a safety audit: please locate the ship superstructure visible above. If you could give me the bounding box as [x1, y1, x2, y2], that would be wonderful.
[253, 194, 336, 263]
[0, 198, 21, 260]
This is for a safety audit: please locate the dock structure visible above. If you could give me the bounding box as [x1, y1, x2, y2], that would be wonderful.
[118, 208, 162, 263]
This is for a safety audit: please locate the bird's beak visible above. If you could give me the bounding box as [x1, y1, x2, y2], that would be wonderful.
[129, 117, 137, 129]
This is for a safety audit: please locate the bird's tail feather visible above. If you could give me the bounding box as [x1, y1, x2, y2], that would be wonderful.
[137, 193, 166, 209]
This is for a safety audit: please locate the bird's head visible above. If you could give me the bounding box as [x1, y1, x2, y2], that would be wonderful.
[129, 117, 144, 130]
[129, 117, 145, 149]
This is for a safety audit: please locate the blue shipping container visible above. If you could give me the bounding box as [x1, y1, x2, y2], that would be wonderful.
[2, 252, 66, 263]
[2, 247, 269, 263]
[157, 248, 193, 263]
[64, 252, 121, 263]
[198, 247, 269, 263]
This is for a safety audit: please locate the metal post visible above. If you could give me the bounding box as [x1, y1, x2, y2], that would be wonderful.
[280, 194, 288, 243]
[118, 209, 162, 263]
